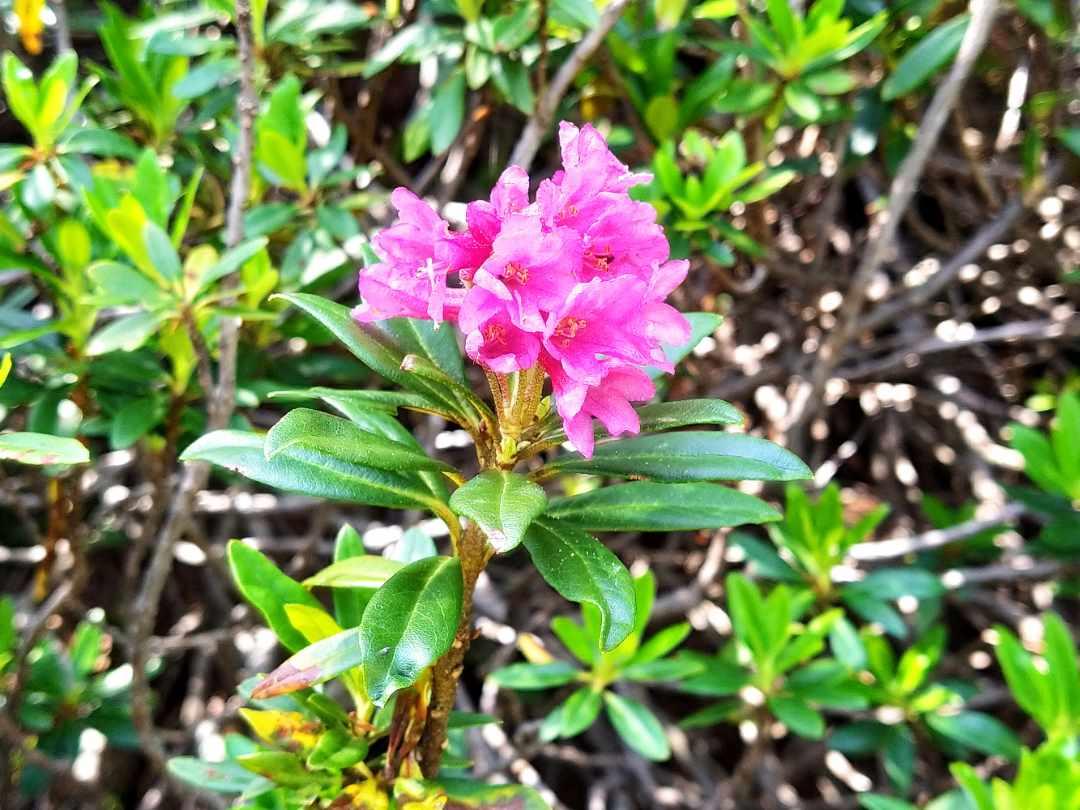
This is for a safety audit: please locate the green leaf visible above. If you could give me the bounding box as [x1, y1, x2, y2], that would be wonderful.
[547, 431, 811, 482]
[143, 221, 182, 283]
[768, 695, 825, 739]
[635, 399, 743, 431]
[86, 311, 165, 356]
[196, 237, 269, 291]
[110, 396, 159, 450]
[858, 796, 919, 810]
[0, 433, 88, 465]
[522, 519, 636, 651]
[925, 710, 1021, 760]
[433, 778, 550, 810]
[182, 430, 438, 510]
[266, 408, 453, 475]
[551, 616, 596, 665]
[632, 622, 692, 665]
[784, 82, 822, 121]
[167, 758, 261, 795]
[726, 574, 776, 663]
[430, 71, 466, 155]
[546, 482, 779, 532]
[560, 687, 603, 737]
[250, 627, 363, 698]
[330, 524, 369, 630]
[491, 661, 581, 690]
[89, 261, 166, 305]
[359, 556, 463, 704]
[304, 555, 403, 589]
[604, 692, 670, 760]
[450, 471, 547, 553]
[277, 293, 483, 423]
[881, 15, 971, 101]
[656, 312, 723, 373]
[227, 540, 323, 653]
[381, 316, 466, 384]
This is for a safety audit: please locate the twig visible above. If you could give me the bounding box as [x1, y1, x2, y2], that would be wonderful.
[849, 502, 1023, 561]
[127, 0, 256, 789]
[508, 0, 630, 170]
[858, 161, 1062, 334]
[789, 0, 1000, 433]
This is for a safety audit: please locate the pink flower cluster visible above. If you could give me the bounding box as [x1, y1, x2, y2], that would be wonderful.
[355, 122, 690, 457]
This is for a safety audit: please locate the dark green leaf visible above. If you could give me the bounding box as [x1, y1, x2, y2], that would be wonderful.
[546, 482, 779, 532]
[450, 471, 547, 553]
[768, 695, 825, 739]
[925, 710, 1021, 759]
[547, 432, 811, 482]
[226, 540, 323, 653]
[881, 15, 970, 101]
[522, 519, 635, 651]
[491, 661, 581, 690]
[359, 556, 463, 703]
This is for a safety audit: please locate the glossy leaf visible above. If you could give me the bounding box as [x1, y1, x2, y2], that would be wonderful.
[266, 408, 454, 474]
[227, 540, 323, 653]
[0, 433, 88, 465]
[882, 15, 970, 101]
[547, 432, 811, 482]
[604, 692, 670, 760]
[181, 430, 438, 510]
[250, 627, 363, 698]
[304, 555, 403, 589]
[358, 556, 463, 703]
[546, 482, 779, 532]
[450, 471, 547, 552]
[522, 519, 636, 651]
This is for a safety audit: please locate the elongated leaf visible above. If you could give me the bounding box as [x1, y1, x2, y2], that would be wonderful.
[654, 312, 723, 374]
[882, 15, 970, 101]
[768, 695, 824, 739]
[275, 293, 470, 419]
[182, 430, 437, 510]
[167, 758, 262, 795]
[604, 692, 670, 760]
[330, 524, 368, 630]
[304, 556, 403, 589]
[0, 433, 88, 465]
[522, 519, 635, 651]
[227, 540, 323, 652]
[547, 432, 811, 482]
[359, 556, 463, 703]
[433, 778, 550, 810]
[251, 627, 363, 698]
[381, 317, 465, 383]
[266, 408, 453, 474]
[547, 482, 779, 532]
[925, 710, 1021, 759]
[269, 386, 441, 416]
[450, 471, 547, 553]
[491, 661, 582, 690]
[86, 311, 165, 356]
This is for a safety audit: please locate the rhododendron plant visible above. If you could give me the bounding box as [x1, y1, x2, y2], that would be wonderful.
[355, 122, 691, 457]
[178, 122, 809, 806]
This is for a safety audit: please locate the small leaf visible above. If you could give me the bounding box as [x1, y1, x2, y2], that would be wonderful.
[491, 661, 581, 690]
[167, 758, 261, 795]
[881, 15, 971, 101]
[0, 433, 88, 465]
[560, 687, 603, 737]
[450, 470, 547, 552]
[547, 482, 779, 532]
[430, 71, 465, 155]
[925, 710, 1021, 760]
[304, 556, 403, 589]
[522, 519, 636, 651]
[768, 695, 825, 739]
[330, 524, 369, 629]
[86, 311, 165, 356]
[227, 540, 324, 653]
[604, 692, 670, 760]
[359, 556, 463, 703]
[250, 627, 363, 697]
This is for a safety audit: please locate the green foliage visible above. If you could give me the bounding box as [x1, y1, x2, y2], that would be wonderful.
[0, 601, 141, 797]
[492, 570, 690, 759]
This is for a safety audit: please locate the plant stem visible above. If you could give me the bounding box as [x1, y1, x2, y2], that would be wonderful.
[417, 521, 492, 776]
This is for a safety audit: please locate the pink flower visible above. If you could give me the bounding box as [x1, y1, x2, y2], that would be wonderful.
[542, 276, 666, 384]
[472, 214, 581, 331]
[354, 122, 700, 458]
[545, 358, 655, 458]
[459, 286, 540, 374]
[445, 166, 530, 281]
[356, 188, 456, 324]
